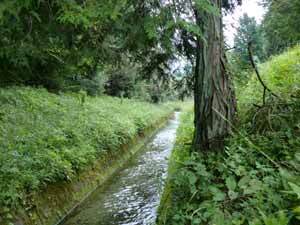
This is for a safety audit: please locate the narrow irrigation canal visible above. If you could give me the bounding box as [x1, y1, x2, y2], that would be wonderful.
[61, 112, 181, 225]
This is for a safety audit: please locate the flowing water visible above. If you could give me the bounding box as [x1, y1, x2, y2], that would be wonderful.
[61, 112, 181, 225]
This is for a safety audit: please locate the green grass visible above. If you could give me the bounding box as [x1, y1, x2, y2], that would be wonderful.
[157, 46, 300, 225]
[238, 45, 300, 115]
[157, 110, 194, 225]
[0, 87, 175, 214]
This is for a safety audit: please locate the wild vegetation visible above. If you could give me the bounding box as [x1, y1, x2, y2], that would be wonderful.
[0, 0, 190, 103]
[0, 87, 176, 220]
[157, 46, 300, 225]
[156, 1, 300, 223]
[262, 0, 300, 56]
[230, 0, 300, 86]
[238, 46, 300, 110]
[0, 0, 299, 224]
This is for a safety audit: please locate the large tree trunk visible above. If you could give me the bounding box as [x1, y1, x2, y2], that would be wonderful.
[193, 0, 236, 151]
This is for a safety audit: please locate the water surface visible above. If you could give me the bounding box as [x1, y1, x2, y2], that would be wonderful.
[61, 112, 180, 225]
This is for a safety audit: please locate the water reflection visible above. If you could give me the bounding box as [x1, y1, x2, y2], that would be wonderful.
[62, 112, 181, 225]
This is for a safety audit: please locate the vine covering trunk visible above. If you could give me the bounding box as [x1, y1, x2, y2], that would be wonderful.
[193, 0, 236, 151]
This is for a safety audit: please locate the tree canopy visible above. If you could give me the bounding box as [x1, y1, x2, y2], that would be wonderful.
[0, 0, 179, 102]
[262, 0, 300, 55]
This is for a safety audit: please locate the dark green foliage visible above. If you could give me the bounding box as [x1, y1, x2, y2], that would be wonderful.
[233, 14, 265, 74]
[173, 64, 194, 101]
[104, 62, 138, 98]
[0, 0, 127, 89]
[0, 87, 173, 215]
[102, 59, 180, 103]
[262, 0, 300, 56]
[223, 0, 242, 11]
[0, 0, 179, 101]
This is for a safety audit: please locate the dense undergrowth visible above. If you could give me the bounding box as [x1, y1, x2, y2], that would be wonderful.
[0, 87, 176, 217]
[238, 46, 300, 116]
[157, 47, 300, 225]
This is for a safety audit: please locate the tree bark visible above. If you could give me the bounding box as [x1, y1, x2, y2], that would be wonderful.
[193, 0, 236, 151]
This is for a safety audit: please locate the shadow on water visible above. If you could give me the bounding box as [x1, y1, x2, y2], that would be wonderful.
[61, 112, 181, 225]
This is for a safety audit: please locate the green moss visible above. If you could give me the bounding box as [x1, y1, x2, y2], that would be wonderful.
[157, 110, 194, 225]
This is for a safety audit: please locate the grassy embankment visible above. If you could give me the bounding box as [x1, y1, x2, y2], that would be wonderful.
[157, 46, 300, 225]
[0, 87, 179, 224]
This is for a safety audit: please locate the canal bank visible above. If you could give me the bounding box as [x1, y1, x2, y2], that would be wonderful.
[59, 112, 181, 225]
[10, 112, 175, 225]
